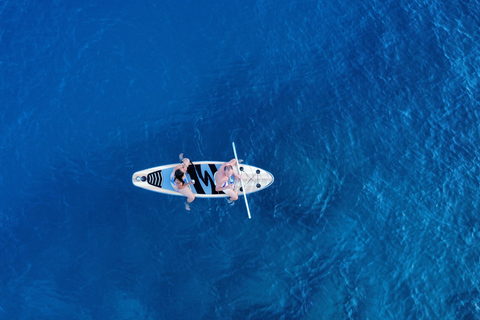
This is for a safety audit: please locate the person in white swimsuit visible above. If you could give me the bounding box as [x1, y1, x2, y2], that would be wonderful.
[170, 154, 195, 210]
[215, 159, 243, 204]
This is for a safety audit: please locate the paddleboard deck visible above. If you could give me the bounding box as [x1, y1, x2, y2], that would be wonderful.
[132, 161, 274, 198]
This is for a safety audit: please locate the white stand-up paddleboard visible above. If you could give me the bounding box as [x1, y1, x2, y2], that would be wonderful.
[132, 161, 274, 198]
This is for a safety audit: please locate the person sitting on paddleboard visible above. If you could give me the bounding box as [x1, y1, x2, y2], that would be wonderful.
[170, 154, 195, 210]
[215, 159, 243, 204]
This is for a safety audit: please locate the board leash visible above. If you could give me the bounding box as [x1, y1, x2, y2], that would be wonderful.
[232, 142, 251, 219]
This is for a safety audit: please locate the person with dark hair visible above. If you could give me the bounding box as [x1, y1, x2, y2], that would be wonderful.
[215, 159, 243, 204]
[170, 154, 195, 210]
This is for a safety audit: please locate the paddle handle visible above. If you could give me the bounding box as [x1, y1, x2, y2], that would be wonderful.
[232, 142, 251, 219]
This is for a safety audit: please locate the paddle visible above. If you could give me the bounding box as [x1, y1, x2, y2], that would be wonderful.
[232, 142, 251, 219]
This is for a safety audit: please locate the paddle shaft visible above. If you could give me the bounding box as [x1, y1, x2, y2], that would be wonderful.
[232, 142, 251, 219]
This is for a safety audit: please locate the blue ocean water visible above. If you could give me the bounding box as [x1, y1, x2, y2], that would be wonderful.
[2, 0, 480, 318]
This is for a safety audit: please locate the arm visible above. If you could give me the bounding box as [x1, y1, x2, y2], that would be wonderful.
[173, 158, 191, 171]
[228, 159, 243, 180]
[181, 157, 191, 166]
[233, 171, 242, 180]
[215, 173, 225, 191]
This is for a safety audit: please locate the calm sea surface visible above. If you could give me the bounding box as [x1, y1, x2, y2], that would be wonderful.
[1, 0, 480, 319]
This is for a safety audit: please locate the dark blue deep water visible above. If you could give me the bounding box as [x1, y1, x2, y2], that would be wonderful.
[2, 0, 480, 319]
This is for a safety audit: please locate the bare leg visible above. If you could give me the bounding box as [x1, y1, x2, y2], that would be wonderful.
[178, 187, 195, 210]
[223, 188, 238, 202]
